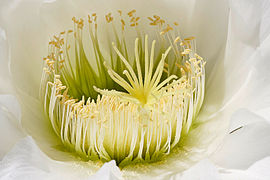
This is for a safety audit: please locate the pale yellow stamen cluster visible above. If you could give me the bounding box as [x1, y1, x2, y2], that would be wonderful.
[160, 24, 173, 35]
[40, 11, 206, 166]
[87, 13, 98, 29]
[105, 13, 113, 23]
[128, 10, 140, 27]
[148, 15, 165, 26]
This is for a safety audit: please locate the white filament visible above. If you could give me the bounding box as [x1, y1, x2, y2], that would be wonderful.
[41, 53, 205, 165]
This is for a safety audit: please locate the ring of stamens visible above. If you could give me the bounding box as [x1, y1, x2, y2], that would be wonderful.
[40, 10, 205, 166]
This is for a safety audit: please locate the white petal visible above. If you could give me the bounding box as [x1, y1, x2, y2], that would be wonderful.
[0, 0, 67, 96]
[163, 158, 270, 180]
[0, 94, 24, 158]
[202, 0, 270, 121]
[0, 136, 121, 180]
[217, 157, 270, 180]
[16, 91, 80, 162]
[255, 107, 270, 122]
[89, 161, 123, 180]
[195, 0, 270, 169]
[0, 27, 14, 94]
[0, 94, 21, 120]
[211, 109, 270, 169]
[1, 1, 84, 161]
[167, 157, 270, 180]
[173, 159, 220, 180]
[246, 156, 270, 179]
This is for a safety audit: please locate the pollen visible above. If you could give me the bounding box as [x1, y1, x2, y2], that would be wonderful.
[40, 10, 205, 167]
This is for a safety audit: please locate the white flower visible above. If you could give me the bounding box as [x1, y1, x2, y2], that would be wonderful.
[1, 0, 270, 179]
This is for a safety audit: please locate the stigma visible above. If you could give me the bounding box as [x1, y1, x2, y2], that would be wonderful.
[39, 10, 205, 166]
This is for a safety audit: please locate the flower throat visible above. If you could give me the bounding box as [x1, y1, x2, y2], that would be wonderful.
[40, 10, 205, 166]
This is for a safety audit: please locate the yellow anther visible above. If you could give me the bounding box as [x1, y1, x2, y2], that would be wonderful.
[195, 53, 203, 60]
[127, 9, 136, 17]
[105, 13, 113, 23]
[153, 15, 160, 20]
[148, 17, 154, 21]
[174, 37, 181, 44]
[160, 24, 173, 35]
[117, 10, 122, 16]
[159, 19, 165, 25]
[48, 61, 55, 65]
[160, 31, 165, 35]
[53, 35, 59, 41]
[167, 24, 173, 31]
[184, 36, 195, 41]
[164, 63, 169, 68]
[77, 18, 84, 29]
[163, 68, 169, 74]
[180, 68, 186, 76]
[130, 23, 138, 27]
[90, 114, 96, 119]
[181, 49, 191, 55]
[121, 19, 125, 31]
[72, 17, 76, 22]
[88, 15, 92, 23]
[130, 17, 136, 22]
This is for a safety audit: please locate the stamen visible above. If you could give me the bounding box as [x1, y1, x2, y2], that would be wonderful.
[40, 11, 206, 166]
[102, 36, 176, 106]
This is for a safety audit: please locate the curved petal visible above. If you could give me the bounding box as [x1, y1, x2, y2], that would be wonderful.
[16, 90, 82, 162]
[0, 27, 14, 94]
[171, 159, 220, 180]
[0, 94, 25, 158]
[246, 156, 270, 179]
[0, 136, 122, 180]
[90, 161, 123, 180]
[168, 157, 270, 180]
[201, 0, 270, 121]
[211, 109, 270, 169]
[194, 0, 270, 168]
[217, 157, 270, 180]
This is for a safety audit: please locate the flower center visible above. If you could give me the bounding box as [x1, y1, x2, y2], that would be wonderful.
[39, 10, 205, 166]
